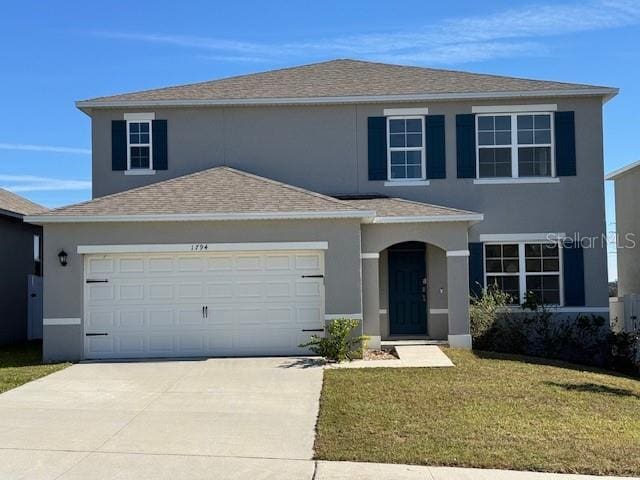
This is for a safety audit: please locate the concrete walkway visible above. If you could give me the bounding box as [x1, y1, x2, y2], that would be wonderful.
[329, 345, 455, 369]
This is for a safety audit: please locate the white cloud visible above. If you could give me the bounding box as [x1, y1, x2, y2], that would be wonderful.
[0, 175, 91, 192]
[92, 0, 640, 65]
[0, 143, 91, 155]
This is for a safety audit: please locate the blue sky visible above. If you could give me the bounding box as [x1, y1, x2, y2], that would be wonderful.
[1, 0, 639, 279]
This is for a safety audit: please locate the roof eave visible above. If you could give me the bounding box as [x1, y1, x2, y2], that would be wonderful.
[75, 88, 619, 110]
[25, 210, 376, 224]
[605, 159, 640, 181]
[370, 213, 484, 224]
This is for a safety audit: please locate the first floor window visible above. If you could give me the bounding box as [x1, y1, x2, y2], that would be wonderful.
[127, 120, 152, 169]
[387, 116, 425, 180]
[33, 234, 41, 276]
[485, 242, 561, 305]
[477, 112, 554, 179]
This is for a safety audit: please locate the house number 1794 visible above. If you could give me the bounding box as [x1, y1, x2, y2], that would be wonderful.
[191, 244, 209, 251]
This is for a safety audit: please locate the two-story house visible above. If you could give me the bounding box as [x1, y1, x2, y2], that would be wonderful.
[26, 60, 616, 362]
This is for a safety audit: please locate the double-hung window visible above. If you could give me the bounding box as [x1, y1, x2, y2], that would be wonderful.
[485, 242, 562, 305]
[124, 113, 155, 172]
[477, 112, 554, 179]
[387, 116, 426, 181]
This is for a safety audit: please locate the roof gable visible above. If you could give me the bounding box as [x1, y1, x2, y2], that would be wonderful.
[33, 166, 366, 219]
[78, 59, 617, 108]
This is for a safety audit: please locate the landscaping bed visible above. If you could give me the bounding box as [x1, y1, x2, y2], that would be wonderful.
[315, 348, 640, 476]
[0, 342, 70, 394]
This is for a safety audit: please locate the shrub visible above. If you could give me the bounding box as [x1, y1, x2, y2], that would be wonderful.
[471, 289, 639, 374]
[299, 318, 368, 362]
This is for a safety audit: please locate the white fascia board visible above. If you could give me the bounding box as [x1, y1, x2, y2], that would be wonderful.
[605, 160, 640, 181]
[372, 213, 484, 224]
[78, 241, 328, 254]
[479, 232, 566, 242]
[25, 210, 376, 224]
[75, 88, 618, 109]
[472, 104, 557, 113]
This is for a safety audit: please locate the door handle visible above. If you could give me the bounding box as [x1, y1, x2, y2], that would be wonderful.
[202, 306, 205, 318]
[205, 306, 208, 318]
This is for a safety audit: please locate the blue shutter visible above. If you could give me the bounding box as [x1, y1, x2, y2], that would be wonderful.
[563, 240, 585, 306]
[425, 115, 446, 179]
[111, 120, 127, 171]
[555, 111, 576, 176]
[368, 117, 387, 181]
[152, 120, 168, 170]
[456, 114, 476, 178]
[468, 242, 484, 298]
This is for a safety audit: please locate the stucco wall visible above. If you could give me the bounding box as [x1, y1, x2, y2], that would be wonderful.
[614, 168, 640, 296]
[88, 95, 608, 307]
[42, 218, 362, 361]
[0, 215, 41, 345]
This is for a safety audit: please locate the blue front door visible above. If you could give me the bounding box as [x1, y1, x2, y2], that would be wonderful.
[388, 243, 427, 335]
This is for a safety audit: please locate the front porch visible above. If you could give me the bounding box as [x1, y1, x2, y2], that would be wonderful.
[359, 222, 476, 350]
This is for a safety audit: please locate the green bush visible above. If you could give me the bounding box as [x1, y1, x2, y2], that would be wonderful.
[299, 318, 368, 362]
[471, 288, 640, 375]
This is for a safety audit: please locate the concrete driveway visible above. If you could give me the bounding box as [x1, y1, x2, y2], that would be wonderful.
[0, 357, 323, 479]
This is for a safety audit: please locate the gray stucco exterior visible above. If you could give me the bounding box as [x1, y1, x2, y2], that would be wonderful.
[87, 96, 608, 309]
[0, 214, 41, 345]
[37, 85, 612, 360]
[610, 165, 640, 296]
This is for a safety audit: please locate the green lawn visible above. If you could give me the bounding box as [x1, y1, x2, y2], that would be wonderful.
[315, 349, 640, 476]
[0, 342, 70, 394]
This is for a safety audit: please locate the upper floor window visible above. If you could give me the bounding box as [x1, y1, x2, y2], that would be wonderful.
[123, 112, 155, 173]
[477, 112, 554, 179]
[387, 116, 426, 181]
[485, 241, 561, 305]
[128, 121, 152, 170]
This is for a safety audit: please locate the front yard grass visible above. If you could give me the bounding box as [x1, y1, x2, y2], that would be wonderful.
[0, 342, 70, 394]
[315, 348, 640, 476]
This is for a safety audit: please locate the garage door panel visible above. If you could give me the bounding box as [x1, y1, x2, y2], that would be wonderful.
[84, 249, 324, 359]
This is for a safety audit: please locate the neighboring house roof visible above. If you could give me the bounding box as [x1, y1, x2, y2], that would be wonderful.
[77, 59, 617, 109]
[25, 167, 482, 224]
[605, 160, 640, 181]
[0, 188, 46, 218]
[343, 197, 483, 223]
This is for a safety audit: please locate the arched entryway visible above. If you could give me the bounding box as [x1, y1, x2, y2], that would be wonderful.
[386, 242, 428, 336]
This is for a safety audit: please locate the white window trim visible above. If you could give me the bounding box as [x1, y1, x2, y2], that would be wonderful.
[475, 112, 555, 180]
[383, 107, 429, 116]
[383, 180, 430, 187]
[386, 115, 426, 182]
[472, 104, 557, 113]
[125, 113, 155, 173]
[484, 240, 564, 306]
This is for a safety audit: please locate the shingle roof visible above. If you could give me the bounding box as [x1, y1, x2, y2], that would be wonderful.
[79, 59, 615, 106]
[343, 197, 479, 218]
[35, 167, 365, 218]
[0, 189, 46, 217]
[30, 167, 482, 224]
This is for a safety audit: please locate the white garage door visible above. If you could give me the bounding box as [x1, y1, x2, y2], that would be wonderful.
[83, 249, 325, 359]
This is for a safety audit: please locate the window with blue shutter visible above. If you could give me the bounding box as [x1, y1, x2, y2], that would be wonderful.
[425, 115, 446, 179]
[456, 114, 476, 178]
[368, 117, 387, 181]
[111, 120, 127, 171]
[468, 242, 484, 298]
[555, 111, 576, 176]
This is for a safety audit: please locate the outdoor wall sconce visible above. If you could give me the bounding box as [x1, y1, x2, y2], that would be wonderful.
[58, 249, 68, 267]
